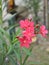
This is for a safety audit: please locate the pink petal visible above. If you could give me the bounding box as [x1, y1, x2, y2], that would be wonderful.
[40, 25, 46, 30]
[44, 30, 48, 34]
[20, 43, 30, 48]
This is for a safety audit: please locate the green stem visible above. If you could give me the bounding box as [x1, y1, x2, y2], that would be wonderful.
[20, 48, 22, 65]
[22, 55, 29, 65]
[20, 57, 22, 65]
[22, 45, 33, 65]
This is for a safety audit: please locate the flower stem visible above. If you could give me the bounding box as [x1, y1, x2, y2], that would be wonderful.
[22, 45, 33, 65]
[20, 48, 22, 65]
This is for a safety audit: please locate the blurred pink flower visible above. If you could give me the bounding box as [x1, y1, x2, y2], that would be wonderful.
[40, 25, 48, 37]
[22, 30, 35, 39]
[17, 19, 48, 48]
[16, 36, 31, 48]
[20, 19, 34, 29]
[20, 19, 29, 29]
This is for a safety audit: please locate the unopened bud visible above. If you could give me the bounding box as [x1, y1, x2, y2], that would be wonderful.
[28, 14, 33, 21]
[35, 24, 40, 28]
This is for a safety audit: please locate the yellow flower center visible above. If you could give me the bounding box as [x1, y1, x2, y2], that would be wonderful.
[32, 37, 37, 42]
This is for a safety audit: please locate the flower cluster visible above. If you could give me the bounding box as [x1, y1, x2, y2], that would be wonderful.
[16, 19, 48, 48]
[39, 25, 48, 37]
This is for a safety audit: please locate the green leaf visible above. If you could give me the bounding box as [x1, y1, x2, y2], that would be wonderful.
[16, 27, 21, 36]
[9, 55, 17, 65]
[7, 45, 13, 55]
[7, 24, 18, 31]
[22, 48, 31, 56]
[0, 54, 3, 65]
[14, 49, 20, 61]
[0, 27, 10, 42]
[0, 32, 7, 55]
[12, 38, 18, 44]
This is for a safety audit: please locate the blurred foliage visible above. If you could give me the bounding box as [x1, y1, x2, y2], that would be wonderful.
[0, 26, 36, 65]
[0, 26, 20, 65]
[24, 0, 41, 23]
[0, 0, 2, 24]
[0, 24, 29, 65]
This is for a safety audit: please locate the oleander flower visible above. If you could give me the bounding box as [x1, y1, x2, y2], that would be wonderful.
[16, 36, 31, 48]
[20, 19, 34, 29]
[16, 19, 48, 48]
[22, 30, 35, 39]
[20, 19, 29, 29]
[40, 25, 48, 37]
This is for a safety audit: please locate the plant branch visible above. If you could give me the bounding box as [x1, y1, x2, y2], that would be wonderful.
[22, 44, 33, 65]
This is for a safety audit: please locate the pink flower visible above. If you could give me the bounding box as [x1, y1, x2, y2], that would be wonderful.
[22, 30, 35, 40]
[20, 19, 34, 29]
[26, 26, 35, 33]
[20, 19, 29, 29]
[40, 25, 48, 37]
[28, 21, 34, 27]
[16, 36, 31, 48]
